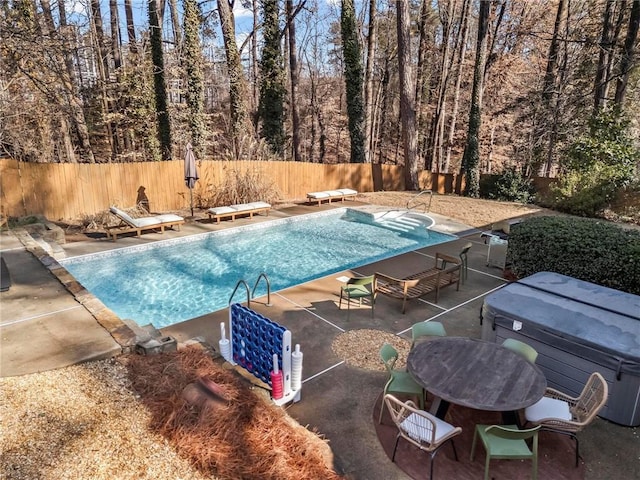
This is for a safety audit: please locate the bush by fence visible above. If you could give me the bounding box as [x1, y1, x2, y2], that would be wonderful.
[507, 216, 640, 295]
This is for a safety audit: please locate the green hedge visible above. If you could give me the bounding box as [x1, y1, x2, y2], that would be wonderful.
[507, 216, 640, 295]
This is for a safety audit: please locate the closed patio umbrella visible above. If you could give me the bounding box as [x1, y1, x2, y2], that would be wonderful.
[184, 142, 199, 217]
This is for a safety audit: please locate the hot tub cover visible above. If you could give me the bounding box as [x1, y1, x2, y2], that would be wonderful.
[483, 272, 640, 376]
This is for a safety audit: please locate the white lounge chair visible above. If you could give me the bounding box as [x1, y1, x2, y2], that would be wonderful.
[207, 201, 271, 224]
[106, 206, 185, 241]
[306, 188, 358, 206]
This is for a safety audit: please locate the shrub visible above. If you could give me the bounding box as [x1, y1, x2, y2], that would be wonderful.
[507, 216, 640, 295]
[197, 167, 281, 208]
[550, 109, 639, 217]
[480, 167, 535, 203]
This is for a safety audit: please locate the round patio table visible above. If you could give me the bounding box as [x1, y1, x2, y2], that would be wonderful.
[407, 336, 547, 421]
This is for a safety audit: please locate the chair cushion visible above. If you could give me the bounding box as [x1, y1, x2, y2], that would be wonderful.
[525, 396, 572, 422]
[307, 191, 331, 199]
[111, 207, 154, 228]
[246, 201, 271, 209]
[129, 216, 163, 228]
[208, 206, 237, 215]
[154, 214, 184, 223]
[230, 203, 255, 212]
[324, 190, 343, 197]
[400, 411, 457, 444]
[336, 188, 357, 195]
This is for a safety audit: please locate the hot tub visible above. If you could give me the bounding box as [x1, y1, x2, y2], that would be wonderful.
[481, 272, 640, 427]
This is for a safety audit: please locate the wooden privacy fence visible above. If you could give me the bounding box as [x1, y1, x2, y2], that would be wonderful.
[0, 159, 465, 221]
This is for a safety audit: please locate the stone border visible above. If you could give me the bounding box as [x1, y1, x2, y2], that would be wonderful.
[12, 227, 139, 353]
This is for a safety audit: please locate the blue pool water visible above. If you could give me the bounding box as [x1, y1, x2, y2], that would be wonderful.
[61, 209, 455, 328]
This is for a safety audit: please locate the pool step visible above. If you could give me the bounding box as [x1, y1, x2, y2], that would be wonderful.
[375, 215, 428, 234]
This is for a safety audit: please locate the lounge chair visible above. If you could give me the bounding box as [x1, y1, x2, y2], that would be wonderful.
[207, 201, 271, 224]
[306, 188, 357, 206]
[106, 206, 185, 241]
[375, 253, 461, 313]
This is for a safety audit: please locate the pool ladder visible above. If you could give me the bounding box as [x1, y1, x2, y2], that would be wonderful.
[228, 272, 272, 308]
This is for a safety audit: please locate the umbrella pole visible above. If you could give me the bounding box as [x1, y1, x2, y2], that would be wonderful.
[190, 189, 194, 217]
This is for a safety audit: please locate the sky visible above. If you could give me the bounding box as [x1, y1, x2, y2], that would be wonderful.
[65, 0, 342, 38]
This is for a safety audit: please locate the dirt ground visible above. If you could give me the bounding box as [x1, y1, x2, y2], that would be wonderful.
[355, 191, 561, 228]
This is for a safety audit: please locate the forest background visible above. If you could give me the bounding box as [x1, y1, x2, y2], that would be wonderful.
[1, 0, 639, 205]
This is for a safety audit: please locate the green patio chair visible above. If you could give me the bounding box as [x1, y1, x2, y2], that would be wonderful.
[502, 338, 539, 363]
[339, 275, 376, 319]
[379, 343, 425, 424]
[470, 424, 540, 480]
[411, 321, 447, 348]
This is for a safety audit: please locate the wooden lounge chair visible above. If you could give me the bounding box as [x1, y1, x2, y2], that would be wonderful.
[375, 253, 461, 313]
[306, 188, 357, 206]
[106, 206, 185, 241]
[207, 201, 271, 224]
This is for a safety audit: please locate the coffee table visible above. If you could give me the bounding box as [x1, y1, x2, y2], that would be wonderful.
[407, 336, 547, 422]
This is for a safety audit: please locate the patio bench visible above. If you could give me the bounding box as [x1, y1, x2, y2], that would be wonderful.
[306, 188, 358, 206]
[207, 201, 271, 224]
[375, 253, 461, 313]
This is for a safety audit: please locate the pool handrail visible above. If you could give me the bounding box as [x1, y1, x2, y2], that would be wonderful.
[229, 279, 251, 308]
[407, 190, 433, 213]
[252, 272, 272, 307]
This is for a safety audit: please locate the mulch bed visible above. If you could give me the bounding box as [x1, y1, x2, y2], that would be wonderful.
[374, 393, 583, 479]
[124, 347, 343, 480]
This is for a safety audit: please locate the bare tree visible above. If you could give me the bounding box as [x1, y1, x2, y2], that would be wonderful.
[396, 0, 418, 189]
[461, 0, 490, 197]
[444, 0, 471, 173]
[615, 0, 640, 105]
[286, 0, 302, 161]
[217, 0, 251, 158]
[169, 0, 181, 51]
[364, 0, 377, 164]
[124, 0, 138, 54]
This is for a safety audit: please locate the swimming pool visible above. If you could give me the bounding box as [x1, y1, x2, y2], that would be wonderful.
[61, 208, 456, 329]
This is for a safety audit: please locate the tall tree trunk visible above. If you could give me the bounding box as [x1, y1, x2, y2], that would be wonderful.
[169, 0, 181, 51]
[124, 0, 138, 55]
[594, 0, 616, 111]
[149, 0, 172, 160]
[183, 0, 205, 154]
[415, 0, 434, 170]
[90, 0, 119, 158]
[615, 0, 640, 105]
[444, 0, 471, 173]
[540, 0, 567, 176]
[218, 0, 250, 158]
[109, 0, 122, 69]
[90, 0, 110, 78]
[258, 0, 286, 156]
[364, 0, 377, 164]
[286, 0, 301, 161]
[461, 0, 489, 197]
[41, 0, 94, 162]
[251, 0, 260, 121]
[396, 0, 418, 189]
[341, 0, 366, 163]
[429, 0, 455, 173]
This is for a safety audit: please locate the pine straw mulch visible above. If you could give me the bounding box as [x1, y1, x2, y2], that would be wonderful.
[331, 329, 411, 371]
[123, 347, 343, 480]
